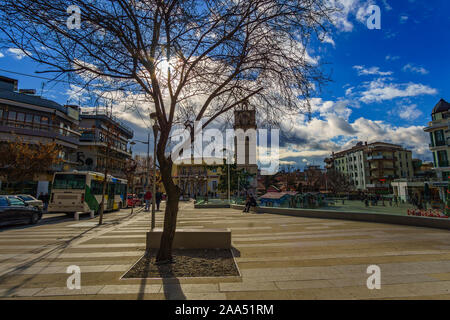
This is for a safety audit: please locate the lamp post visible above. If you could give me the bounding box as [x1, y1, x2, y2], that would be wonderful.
[130, 135, 150, 204]
[222, 148, 231, 204]
[150, 112, 159, 231]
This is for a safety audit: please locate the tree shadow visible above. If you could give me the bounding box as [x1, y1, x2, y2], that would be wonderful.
[231, 246, 241, 258]
[134, 251, 186, 301]
[158, 265, 186, 301]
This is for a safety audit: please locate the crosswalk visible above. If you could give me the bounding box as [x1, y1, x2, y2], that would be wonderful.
[0, 202, 449, 299]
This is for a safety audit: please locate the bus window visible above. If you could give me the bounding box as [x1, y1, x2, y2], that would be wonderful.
[91, 180, 104, 195]
[53, 174, 86, 190]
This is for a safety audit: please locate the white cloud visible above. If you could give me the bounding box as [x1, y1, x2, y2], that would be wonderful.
[385, 55, 400, 61]
[396, 104, 423, 121]
[358, 78, 437, 103]
[7, 48, 31, 60]
[353, 65, 393, 76]
[402, 63, 429, 75]
[400, 15, 409, 23]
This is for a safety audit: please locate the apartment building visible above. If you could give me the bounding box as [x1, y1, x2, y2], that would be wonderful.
[76, 108, 134, 179]
[328, 141, 413, 192]
[0, 76, 81, 195]
[424, 99, 450, 182]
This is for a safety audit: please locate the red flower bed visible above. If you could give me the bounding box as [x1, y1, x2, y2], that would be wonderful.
[407, 209, 449, 219]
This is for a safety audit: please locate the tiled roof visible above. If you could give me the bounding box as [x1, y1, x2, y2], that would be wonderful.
[432, 98, 450, 115]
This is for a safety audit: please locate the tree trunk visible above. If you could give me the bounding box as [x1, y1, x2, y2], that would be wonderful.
[98, 167, 108, 225]
[155, 131, 180, 264]
[99, 144, 110, 225]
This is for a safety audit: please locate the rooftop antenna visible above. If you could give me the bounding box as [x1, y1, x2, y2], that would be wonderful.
[40, 82, 45, 96]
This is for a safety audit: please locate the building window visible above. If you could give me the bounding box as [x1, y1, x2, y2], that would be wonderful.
[33, 115, 41, 130]
[25, 114, 33, 129]
[16, 112, 25, 128]
[437, 150, 448, 167]
[8, 111, 16, 123]
[435, 130, 445, 147]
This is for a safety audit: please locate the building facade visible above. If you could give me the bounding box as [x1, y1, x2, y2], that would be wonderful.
[76, 108, 134, 179]
[172, 158, 225, 199]
[0, 76, 81, 195]
[328, 141, 413, 192]
[424, 99, 450, 182]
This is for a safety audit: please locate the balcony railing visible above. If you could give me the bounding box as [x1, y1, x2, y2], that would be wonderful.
[0, 118, 80, 144]
[367, 155, 394, 161]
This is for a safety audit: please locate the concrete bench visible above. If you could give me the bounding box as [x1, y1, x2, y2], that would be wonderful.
[146, 228, 231, 250]
[74, 210, 95, 221]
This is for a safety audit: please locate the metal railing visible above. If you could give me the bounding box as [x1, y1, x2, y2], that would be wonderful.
[0, 118, 80, 139]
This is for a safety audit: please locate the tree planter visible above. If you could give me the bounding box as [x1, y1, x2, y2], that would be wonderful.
[146, 228, 232, 250]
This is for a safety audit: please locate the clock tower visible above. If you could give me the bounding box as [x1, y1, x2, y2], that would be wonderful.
[234, 101, 258, 196]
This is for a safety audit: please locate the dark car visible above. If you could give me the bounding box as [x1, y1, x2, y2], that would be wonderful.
[0, 196, 42, 226]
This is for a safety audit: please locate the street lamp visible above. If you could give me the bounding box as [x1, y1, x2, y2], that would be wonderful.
[130, 135, 151, 198]
[150, 112, 159, 231]
[222, 148, 231, 204]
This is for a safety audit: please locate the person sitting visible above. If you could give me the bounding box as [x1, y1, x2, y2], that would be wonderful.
[243, 195, 257, 213]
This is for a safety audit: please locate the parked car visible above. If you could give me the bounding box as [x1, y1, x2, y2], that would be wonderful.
[16, 195, 44, 212]
[0, 196, 42, 226]
[127, 194, 142, 207]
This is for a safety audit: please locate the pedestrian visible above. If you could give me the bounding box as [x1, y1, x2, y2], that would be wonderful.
[155, 189, 162, 211]
[144, 190, 152, 212]
[43, 193, 49, 212]
[243, 195, 257, 213]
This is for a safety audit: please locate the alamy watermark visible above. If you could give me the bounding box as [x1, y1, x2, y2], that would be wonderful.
[366, 5, 381, 30]
[66, 265, 81, 290]
[170, 120, 279, 176]
[366, 265, 381, 290]
[66, 4, 382, 31]
[66, 5, 81, 30]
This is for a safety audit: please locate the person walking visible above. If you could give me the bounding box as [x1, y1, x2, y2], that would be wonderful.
[155, 189, 162, 211]
[43, 193, 49, 212]
[144, 190, 152, 212]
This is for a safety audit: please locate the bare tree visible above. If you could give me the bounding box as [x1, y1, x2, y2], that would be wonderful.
[326, 169, 354, 194]
[0, 0, 336, 263]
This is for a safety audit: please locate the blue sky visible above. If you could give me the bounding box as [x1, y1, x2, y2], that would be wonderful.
[0, 0, 449, 168]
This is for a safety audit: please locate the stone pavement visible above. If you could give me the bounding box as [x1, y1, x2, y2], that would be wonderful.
[0, 202, 449, 300]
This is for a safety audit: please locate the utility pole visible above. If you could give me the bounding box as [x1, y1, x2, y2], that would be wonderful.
[150, 112, 159, 231]
[146, 131, 150, 199]
[151, 126, 157, 230]
[227, 160, 230, 204]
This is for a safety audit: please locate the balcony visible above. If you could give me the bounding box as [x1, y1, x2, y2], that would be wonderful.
[367, 155, 394, 161]
[0, 118, 80, 147]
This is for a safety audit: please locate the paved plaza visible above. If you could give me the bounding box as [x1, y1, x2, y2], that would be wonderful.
[0, 202, 449, 300]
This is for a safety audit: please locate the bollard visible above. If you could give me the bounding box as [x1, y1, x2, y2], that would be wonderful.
[74, 212, 79, 221]
[90, 210, 95, 219]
